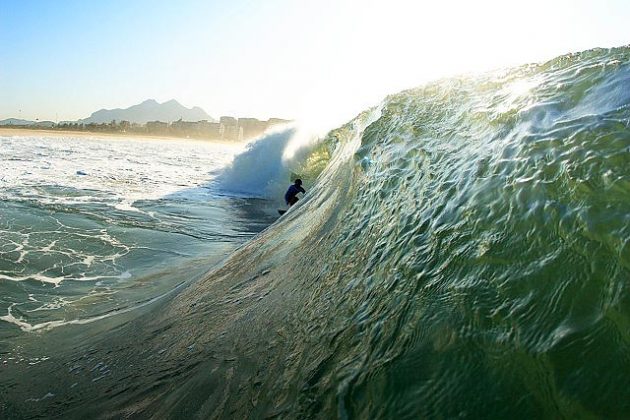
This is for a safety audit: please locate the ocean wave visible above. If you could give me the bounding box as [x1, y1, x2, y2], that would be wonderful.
[3, 46, 630, 418]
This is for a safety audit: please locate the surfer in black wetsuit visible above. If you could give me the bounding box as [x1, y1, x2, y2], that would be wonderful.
[284, 179, 305, 206]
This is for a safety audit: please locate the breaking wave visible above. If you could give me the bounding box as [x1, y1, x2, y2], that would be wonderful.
[3, 46, 630, 419]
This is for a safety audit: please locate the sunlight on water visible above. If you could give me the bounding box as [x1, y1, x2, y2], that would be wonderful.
[2, 46, 630, 419]
[0, 135, 271, 334]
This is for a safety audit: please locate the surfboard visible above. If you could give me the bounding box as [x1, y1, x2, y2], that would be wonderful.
[278, 209, 287, 215]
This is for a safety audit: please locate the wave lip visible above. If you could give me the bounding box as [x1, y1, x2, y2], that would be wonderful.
[214, 127, 297, 198]
[179, 46, 630, 418]
[2, 46, 630, 419]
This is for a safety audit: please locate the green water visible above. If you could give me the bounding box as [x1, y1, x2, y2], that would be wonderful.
[2, 46, 630, 419]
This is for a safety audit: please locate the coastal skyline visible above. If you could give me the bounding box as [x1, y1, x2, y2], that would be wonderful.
[2, 0, 630, 127]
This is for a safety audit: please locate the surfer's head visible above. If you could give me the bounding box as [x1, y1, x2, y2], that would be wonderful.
[294, 179, 302, 186]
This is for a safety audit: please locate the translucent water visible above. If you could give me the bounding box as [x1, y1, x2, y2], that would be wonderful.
[2, 46, 630, 418]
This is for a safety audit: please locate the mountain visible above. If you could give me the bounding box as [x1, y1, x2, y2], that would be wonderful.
[0, 118, 55, 127]
[0, 118, 35, 126]
[78, 99, 214, 124]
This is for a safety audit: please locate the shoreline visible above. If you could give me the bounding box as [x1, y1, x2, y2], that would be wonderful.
[0, 127, 245, 146]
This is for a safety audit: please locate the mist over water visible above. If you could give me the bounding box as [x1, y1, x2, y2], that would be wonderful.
[2, 46, 630, 418]
[215, 125, 329, 203]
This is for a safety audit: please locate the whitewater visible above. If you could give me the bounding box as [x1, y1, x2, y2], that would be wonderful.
[2, 46, 630, 418]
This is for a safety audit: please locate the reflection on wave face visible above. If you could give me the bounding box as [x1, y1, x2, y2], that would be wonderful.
[2, 46, 630, 419]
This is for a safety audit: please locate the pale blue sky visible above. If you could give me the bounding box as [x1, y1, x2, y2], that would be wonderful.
[1, 0, 629, 123]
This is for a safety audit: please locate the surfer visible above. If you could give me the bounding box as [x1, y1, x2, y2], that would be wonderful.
[284, 178, 305, 206]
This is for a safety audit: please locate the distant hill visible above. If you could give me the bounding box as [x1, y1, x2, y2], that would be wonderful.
[0, 118, 55, 127]
[78, 99, 214, 124]
[0, 118, 34, 126]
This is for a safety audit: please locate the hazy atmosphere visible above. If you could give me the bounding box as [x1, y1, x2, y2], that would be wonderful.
[2, 1, 630, 418]
[2, 0, 629, 125]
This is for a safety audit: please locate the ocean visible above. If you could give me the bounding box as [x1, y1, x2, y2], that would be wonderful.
[1, 46, 630, 418]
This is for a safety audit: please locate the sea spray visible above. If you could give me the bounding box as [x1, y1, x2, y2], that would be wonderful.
[215, 125, 331, 202]
[2, 46, 630, 419]
[0, 136, 271, 335]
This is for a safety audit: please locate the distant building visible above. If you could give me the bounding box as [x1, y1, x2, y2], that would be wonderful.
[222, 124, 243, 142]
[267, 118, 291, 127]
[197, 120, 222, 139]
[219, 116, 237, 126]
[238, 117, 268, 140]
[217, 116, 241, 141]
[171, 119, 197, 132]
[146, 121, 168, 133]
[142, 115, 290, 142]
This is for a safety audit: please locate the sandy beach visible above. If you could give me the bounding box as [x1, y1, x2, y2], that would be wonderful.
[0, 127, 241, 146]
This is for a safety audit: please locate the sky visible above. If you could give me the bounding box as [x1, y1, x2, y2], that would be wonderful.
[1, 0, 629, 126]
